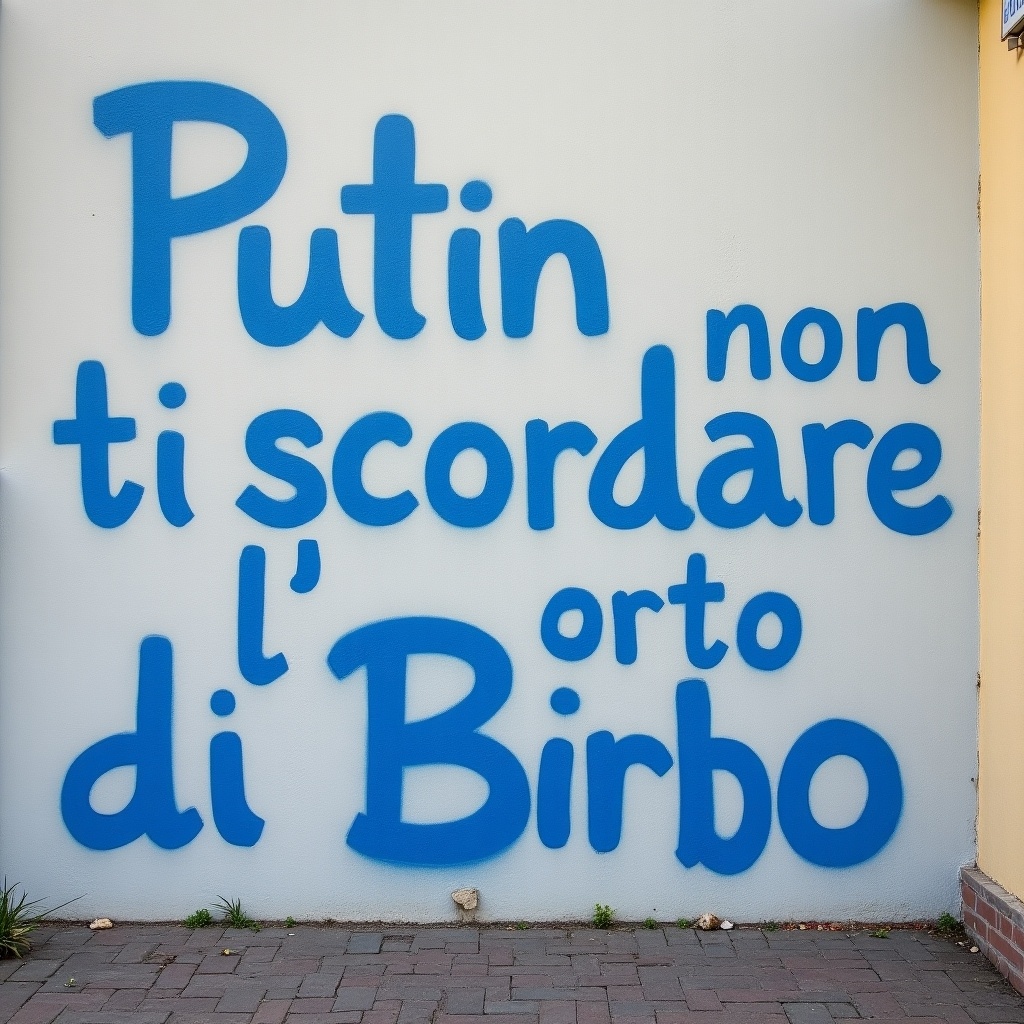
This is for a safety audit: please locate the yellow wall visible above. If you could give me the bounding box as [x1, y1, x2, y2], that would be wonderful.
[979, 0, 1024, 898]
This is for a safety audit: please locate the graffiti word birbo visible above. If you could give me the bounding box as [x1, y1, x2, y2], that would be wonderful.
[60, 619, 903, 874]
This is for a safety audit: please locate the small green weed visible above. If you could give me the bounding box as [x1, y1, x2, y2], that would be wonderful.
[214, 896, 260, 932]
[762, 921, 779, 932]
[936, 913, 965, 939]
[184, 908, 212, 929]
[515, 921, 529, 930]
[869, 928, 890, 939]
[676, 918, 693, 929]
[593, 903, 614, 929]
[284, 916, 296, 929]
[643, 917, 658, 929]
[0, 879, 78, 959]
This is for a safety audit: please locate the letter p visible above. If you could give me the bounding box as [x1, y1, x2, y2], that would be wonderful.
[94, 81, 287, 335]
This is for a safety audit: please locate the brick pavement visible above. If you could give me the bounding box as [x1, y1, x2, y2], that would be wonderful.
[0, 924, 1021, 1024]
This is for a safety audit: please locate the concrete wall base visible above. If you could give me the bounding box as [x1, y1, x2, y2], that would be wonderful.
[961, 865, 1024, 994]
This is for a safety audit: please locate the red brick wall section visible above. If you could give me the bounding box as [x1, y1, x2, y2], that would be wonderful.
[962, 865, 1024, 994]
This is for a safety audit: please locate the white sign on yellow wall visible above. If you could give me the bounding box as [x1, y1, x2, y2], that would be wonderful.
[0, 0, 979, 921]
[1004, 0, 1024, 39]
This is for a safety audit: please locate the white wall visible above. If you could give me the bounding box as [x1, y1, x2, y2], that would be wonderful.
[0, 0, 979, 922]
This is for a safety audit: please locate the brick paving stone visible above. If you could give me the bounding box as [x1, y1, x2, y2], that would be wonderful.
[195, 957, 238, 978]
[239, 950, 277, 968]
[637, 969, 673, 984]
[607, 1002, 655, 1019]
[751, 974, 801, 992]
[287, 999, 335, 1014]
[378, 987, 442, 1002]
[252, 1000, 291, 1024]
[793, 970, 888, 993]
[163, 957, 201, 969]
[647, 1015, 706, 1024]
[696, 965, 763, 979]
[893, 991, 971, 1013]
[446, 989, 486, 1014]
[53, 1013, 170, 1024]
[182, 929, 227, 948]
[7, 969, 63, 987]
[9, 993, 114, 1024]
[153, 970, 196, 992]
[40, 970, 155, 994]
[512, 992, 581, 1003]
[604, 970, 640, 982]
[538, 1003, 576, 1024]
[441, 978, 507, 993]
[854, 992, 910, 1018]
[3, 1000, 58, 1024]
[436, 1016, 538, 1024]
[897, 950, 936, 965]
[165, 1012, 251, 1024]
[137, 1000, 219, 1014]
[637, 985, 674, 1000]
[264, 988, 301, 1002]
[178, 979, 231, 999]
[963, 1008, 1024, 1023]
[112, 949, 160, 967]
[216, 985, 268, 1012]
[260, 965, 319, 978]
[296, 977, 341, 1000]
[905, 976, 966, 1001]
[872, 966, 922, 984]
[684, 990, 722, 1012]
[396, 998, 439, 1024]
[718, 993, 849, 1004]
[347, 937, 383, 956]
[282, 1015, 360, 1024]
[100, 995, 146, 1014]
[508, 976, 567, 988]
[331, 990, 377, 1012]
[730, 1001, 789, 1016]
[901, 1007, 974, 1024]
[40, 934, 92, 951]
[662, 1014, 786, 1024]
[576, 1003, 611, 1024]
[782, 1004, 832, 1024]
